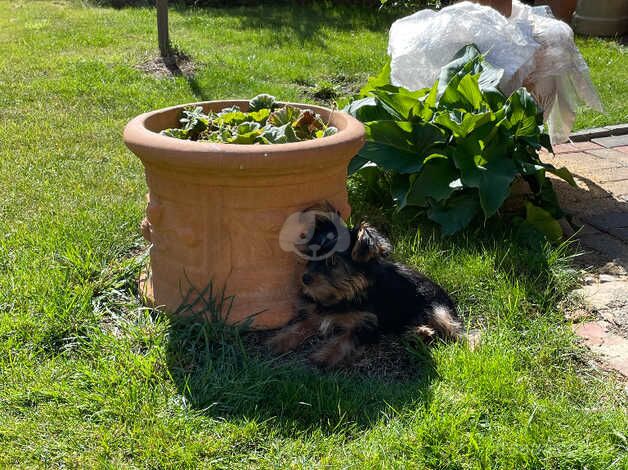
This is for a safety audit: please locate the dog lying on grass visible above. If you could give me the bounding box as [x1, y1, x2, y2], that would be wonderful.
[269, 207, 461, 368]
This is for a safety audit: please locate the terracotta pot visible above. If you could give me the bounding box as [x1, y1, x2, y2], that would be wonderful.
[534, 0, 578, 23]
[124, 101, 365, 329]
[572, 0, 628, 36]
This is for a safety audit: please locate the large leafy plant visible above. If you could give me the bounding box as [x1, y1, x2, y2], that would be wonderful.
[162, 94, 337, 144]
[344, 45, 575, 237]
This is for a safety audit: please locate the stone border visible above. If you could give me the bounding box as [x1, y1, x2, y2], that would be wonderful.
[570, 124, 628, 142]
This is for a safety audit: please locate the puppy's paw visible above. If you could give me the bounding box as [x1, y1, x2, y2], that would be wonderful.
[309, 347, 340, 369]
[266, 330, 302, 354]
[310, 335, 358, 369]
[414, 325, 436, 341]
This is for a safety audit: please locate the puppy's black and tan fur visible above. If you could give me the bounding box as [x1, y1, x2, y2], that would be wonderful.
[269, 211, 461, 368]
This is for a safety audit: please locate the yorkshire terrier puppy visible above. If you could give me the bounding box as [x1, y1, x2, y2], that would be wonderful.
[269, 208, 461, 368]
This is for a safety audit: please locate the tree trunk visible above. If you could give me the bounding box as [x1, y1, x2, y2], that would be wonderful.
[156, 0, 172, 63]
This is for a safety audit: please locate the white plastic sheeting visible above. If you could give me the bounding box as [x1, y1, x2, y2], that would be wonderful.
[388, 1, 603, 144]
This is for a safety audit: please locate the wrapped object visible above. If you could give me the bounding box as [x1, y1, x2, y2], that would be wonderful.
[388, 0, 603, 144]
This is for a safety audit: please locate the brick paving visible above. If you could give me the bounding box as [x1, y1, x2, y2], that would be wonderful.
[541, 134, 628, 264]
[541, 132, 628, 379]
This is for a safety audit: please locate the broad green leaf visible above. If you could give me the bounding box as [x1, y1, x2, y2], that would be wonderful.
[542, 164, 576, 187]
[217, 111, 248, 125]
[360, 60, 398, 95]
[434, 110, 492, 138]
[406, 158, 459, 204]
[247, 108, 271, 124]
[228, 122, 262, 144]
[477, 158, 519, 217]
[366, 120, 415, 152]
[248, 94, 276, 112]
[357, 141, 423, 173]
[506, 88, 542, 137]
[525, 202, 563, 242]
[258, 123, 299, 143]
[416, 82, 439, 121]
[534, 177, 564, 219]
[370, 90, 412, 120]
[483, 89, 507, 112]
[517, 160, 544, 176]
[427, 194, 481, 236]
[454, 144, 518, 217]
[267, 106, 301, 126]
[438, 44, 504, 97]
[540, 133, 553, 153]
[348, 155, 371, 175]
[438, 44, 482, 96]
[410, 122, 448, 151]
[390, 173, 412, 209]
[344, 97, 397, 122]
[457, 73, 483, 110]
[370, 88, 426, 120]
[179, 106, 208, 136]
[161, 127, 190, 139]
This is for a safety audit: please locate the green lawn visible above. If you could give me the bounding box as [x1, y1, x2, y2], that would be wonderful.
[1, 1, 627, 467]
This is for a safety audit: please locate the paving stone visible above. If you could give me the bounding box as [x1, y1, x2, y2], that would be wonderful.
[542, 152, 620, 172]
[613, 145, 628, 154]
[605, 123, 628, 136]
[598, 262, 628, 276]
[572, 321, 628, 377]
[578, 232, 628, 263]
[576, 167, 628, 183]
[598, 180, 628, 198]
[592, 134, 628, 148]
[606, 227, 628, 241]
[570, 127, 612, 141]
[598, 274, 618, 283]
[576, 279, 628, 311]
[552, 141, 603, 154]
[584, 212, 628, 229]
[586, 148, 628, 166]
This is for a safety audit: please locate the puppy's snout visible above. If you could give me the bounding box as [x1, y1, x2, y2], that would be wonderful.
[308, 243, 321, 252]
[302, 273, 313, 285]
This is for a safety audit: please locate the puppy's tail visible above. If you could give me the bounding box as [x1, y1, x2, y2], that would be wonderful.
[429, 303, 462, 341]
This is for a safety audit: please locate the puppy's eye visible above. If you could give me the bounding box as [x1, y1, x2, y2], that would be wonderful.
[299, 232, 307, 239]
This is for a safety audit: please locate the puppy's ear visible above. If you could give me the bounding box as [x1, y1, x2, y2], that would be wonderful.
[351, 223, 392, 262]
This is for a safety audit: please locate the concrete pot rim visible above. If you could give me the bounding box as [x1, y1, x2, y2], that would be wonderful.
[123, 100, 366, 171]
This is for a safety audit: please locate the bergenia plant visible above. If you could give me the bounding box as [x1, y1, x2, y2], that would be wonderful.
[161, 94, 337, 145]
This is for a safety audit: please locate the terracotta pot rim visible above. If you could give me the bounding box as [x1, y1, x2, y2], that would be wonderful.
[123, 100, 366, 170]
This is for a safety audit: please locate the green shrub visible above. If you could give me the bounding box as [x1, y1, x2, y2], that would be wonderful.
[343, 45, 574, 238]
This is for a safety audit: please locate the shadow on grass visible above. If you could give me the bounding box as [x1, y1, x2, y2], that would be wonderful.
[165, 286, 436, 433]
[95, 1, 399, 47]
[161, 168, 590, 433]
[164, 191, 582, 433]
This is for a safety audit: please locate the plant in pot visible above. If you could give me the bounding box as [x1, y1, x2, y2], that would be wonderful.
[124, 95, 365, 329]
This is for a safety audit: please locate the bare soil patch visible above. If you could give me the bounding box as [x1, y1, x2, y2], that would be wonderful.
[136, 51, 196, 78]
